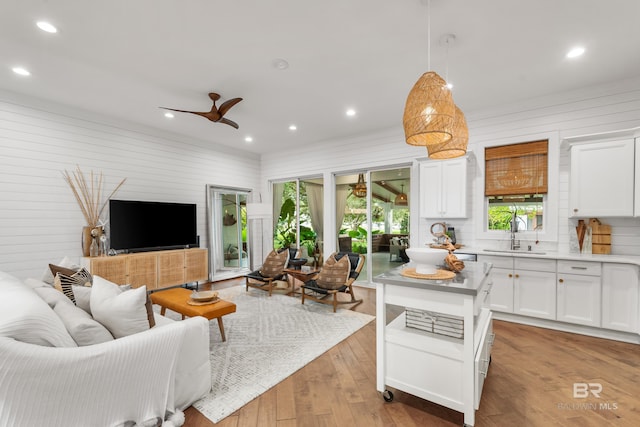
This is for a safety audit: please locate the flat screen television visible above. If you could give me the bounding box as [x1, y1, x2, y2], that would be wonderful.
[109, 199, 198, 253]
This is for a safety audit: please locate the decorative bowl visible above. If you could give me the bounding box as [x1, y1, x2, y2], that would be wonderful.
[190, 290, 218, 302]
[288, 258, 308, 269]
[405, 247, 448, 275]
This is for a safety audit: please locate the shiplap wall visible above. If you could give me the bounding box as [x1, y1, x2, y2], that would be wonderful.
[261, 76, 640, 257]
[2, 76, 639, 281]
[0, 93, 260, 279]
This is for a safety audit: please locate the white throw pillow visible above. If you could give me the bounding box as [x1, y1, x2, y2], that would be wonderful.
[54, 300, 114, 346]
[90, 276, 150, 338]
[72, 285, 92, 314]
[23, 277, 49, 290]
[34, 286, 72, 309]
[0, 271, 77, 347]
[72, 283, 132, 315]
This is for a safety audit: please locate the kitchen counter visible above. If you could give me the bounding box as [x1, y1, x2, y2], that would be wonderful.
[458, 247, 640, 265]
[374, 261, 490, 296]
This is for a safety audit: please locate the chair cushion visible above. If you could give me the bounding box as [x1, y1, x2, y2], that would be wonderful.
[259, 249, 289, 278]
[316, 254, 351, 290]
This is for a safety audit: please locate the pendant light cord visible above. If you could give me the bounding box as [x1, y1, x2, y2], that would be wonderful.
[427, 0, 431, 70]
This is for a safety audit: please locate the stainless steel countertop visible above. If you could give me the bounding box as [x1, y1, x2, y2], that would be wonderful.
[374, 261, 490, 296]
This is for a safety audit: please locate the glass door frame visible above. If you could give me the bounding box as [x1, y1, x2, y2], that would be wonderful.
[206, 184, 252, 282]
[333, 164, 412, 285]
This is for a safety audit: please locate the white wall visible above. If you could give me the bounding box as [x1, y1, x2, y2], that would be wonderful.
[0, 92, 260, 279]
[261, 76, 640, 257]
[2, 75, 639, 281]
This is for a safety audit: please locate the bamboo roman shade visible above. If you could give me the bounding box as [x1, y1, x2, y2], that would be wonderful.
[485, 140, 548, 196]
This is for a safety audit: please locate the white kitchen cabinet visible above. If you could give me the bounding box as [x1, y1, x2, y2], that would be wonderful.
[556, 260, 601, 327]
[569, 138, 635, 217]
[635, 138, 640, 216]
[513, 258, 557, 320]
[601, 263, 639, 333]
[479, 255, 514, 313]
[419, 157, 467, 218]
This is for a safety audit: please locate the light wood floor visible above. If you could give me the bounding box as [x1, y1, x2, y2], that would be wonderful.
[184, 278, 640, 426]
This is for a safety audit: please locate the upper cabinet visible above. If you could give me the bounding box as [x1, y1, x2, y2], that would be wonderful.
[569, 138, 635, 217]
[419, 157, 467, 218]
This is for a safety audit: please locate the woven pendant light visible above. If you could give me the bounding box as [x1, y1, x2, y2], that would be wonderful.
[403, 71, 456, 146]
[427, 105, 468, 159]
[353, 173, 367, 198]
[394, 184, 408, 206]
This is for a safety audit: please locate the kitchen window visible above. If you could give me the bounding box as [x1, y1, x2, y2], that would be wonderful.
[485, 140, 548, 232]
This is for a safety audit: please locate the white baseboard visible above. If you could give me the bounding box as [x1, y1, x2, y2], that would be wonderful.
[492, 312, 640, 345]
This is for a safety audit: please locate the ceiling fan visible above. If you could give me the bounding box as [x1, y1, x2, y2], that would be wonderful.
[160, 92, 242, 129]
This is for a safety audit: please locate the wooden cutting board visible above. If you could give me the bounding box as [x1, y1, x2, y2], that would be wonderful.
[590, 218, 611, 254]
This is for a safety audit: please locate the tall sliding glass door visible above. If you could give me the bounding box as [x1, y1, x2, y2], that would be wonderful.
[335, 167, 410, 284]
[207, 185, 250, 281]
[272, 177, 324, 265]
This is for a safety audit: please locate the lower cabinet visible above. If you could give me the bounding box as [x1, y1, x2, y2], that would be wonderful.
[482, 256, 557, 319]
[514, 269, 557, 320]
[512, 258, 557, 320]
[602, 263, 639, 333]
[481, 256, 514, 313]
[480, 254, 640, 337]
[556, 260, 601, 327]
[557, 261, 602, 327]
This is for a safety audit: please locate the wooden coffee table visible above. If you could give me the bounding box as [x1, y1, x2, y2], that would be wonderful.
[150, 288, 236, 341]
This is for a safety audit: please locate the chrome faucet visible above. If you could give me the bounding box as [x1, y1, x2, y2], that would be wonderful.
[510, 211, 520, 251]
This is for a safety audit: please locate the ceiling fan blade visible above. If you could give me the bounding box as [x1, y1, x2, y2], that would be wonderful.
[219, 117, 239, 129]
[159, 107, 200, 114]
[218, 98, 242, 117]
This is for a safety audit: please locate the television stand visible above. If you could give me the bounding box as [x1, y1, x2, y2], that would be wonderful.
[81, 248, 208, 290]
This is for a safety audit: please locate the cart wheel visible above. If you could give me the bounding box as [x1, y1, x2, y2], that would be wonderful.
[382, 390, 394, 402]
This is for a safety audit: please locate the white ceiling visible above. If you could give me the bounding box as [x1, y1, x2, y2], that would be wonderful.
[2, 0, 639, 154]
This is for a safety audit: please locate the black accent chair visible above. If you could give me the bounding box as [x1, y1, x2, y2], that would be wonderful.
[300, 252, 364, 312]
[244, 248, 299, 296]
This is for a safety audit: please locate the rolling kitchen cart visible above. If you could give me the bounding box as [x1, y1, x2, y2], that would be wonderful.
[375, 262, 494, 427]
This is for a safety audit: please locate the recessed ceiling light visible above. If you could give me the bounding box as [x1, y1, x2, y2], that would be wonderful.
[446, 82, 454, 90]
[36, 21, 57, 33]
[12, 67, 30, 76]
[245, 136, 253, 143]
[346, 109, 356, 117]
[567, 46, 585, 58]
[288, 124, 297, 131]
[164, 112, 174, 118]
[272, 58, 289, 70]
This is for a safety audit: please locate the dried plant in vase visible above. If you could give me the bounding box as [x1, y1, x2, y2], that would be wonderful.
[62, 166, 126, 256]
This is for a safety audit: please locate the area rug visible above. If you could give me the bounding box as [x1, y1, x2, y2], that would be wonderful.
[163, 285, 374, 424]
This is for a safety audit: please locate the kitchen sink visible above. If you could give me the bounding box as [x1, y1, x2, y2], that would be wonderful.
[483, 249, 546, 255]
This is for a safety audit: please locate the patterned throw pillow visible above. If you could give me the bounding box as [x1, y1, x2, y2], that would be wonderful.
[316, 254, 351, 290]
[259, 249, 289, 278]
[54, 268, 93, 304]
[49, 263, 78, 280]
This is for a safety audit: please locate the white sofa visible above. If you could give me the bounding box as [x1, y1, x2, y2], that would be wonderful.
[0, 271, 212, 427]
